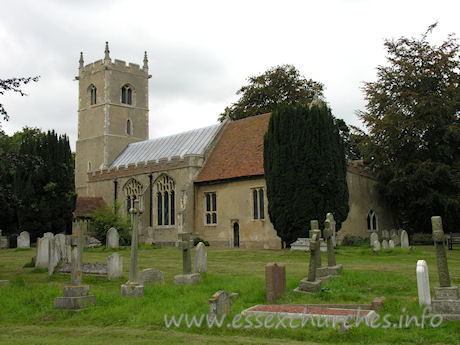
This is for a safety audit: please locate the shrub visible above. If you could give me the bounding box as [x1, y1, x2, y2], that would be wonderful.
[342, 234, 367, 246]
[411, 233, 433, 245]
[193, 237, 209, 246]
[89, 202, 131, 246]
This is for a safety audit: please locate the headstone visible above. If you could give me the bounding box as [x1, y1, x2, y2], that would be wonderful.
[373, 240, 381, 251]
[194, 242, 207, 274]
[36, 233, 54, 268]
[309, 220, 319, 239]
[390, 229, 397, 237]
[400, 230, 409, 249]
[121, 201, 144, 297]
[416, 260, 431, 306]
[294, 232, 322, 294]
[106, 227, 119, 249]
[391, 234, 400, 246]
[17, 231, 30, 248]
[138, 268, 164, 285]
[290, 238, 310, 251]
[324, 220, 342, 275]
[326, 213, 337, 247]
[48, 237, 60, 276]
[389, 240, 395, 249]
[382, 230, 390, 240]
[265, 263, 286, 302]
[381, 240, 389, 250]
[0, 231, 7, 249]
[370, 233, 378, 247]
[107, 253, 123, 280]
[209, 290, 232, 319]
[430, 216, 460, 318]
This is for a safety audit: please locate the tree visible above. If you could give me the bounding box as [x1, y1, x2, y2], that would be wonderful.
[219, 65, 324, 121]
[89, 202, 131, 246]
[0, 77, 39, 124]
[358, 23, 460, 234]
[264, 103, 349, 245]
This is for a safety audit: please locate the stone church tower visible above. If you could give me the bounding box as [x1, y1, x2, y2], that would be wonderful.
[75, 42, 150, 196]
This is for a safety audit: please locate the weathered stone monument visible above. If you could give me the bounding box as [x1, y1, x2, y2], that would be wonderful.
[326, 213, 337, 247]
[194, 242, 207, 274]
[36, 232, 54, 268]
[290, 238, 310, 251]
[370, 233, 378, 247]
[416, 260, 431, 306]
[389, 239, 395, 249]
[209, 290, 232, 319]
[0, 230, 8, 249]
[391, 233, 400, 246]
[373, 240, 381, 251]
[138, 268, 164, 285]
[400, 230, 410, 249]
[381, 240, 389, 250]
[121, 200, 144, 297]
[294, 232, 322, 293]
[431, 216, 460, 319]
[324, 220, 342, 275]
[17, 231, 30, 248]
[106, 227, 119, 249]
[54, 226, 95, 310]
[265, 262, 286, 302]
[107, 252, 123, 280]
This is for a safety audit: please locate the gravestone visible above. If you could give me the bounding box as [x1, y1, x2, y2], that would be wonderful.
[107, 252, 123, 280]
[388, 240, 395, 249]
[370, 233, 378, 247]
[194, 242, 207, 274]
[373, 240, 381, 251]
[36, 233, 54, 268]
[382, 230, 390, 240]
[54, 226, 95, 310]
[17, 231, 30, 248]
[106, 227, 119, 249]
[138, 268, 164, 285]
[265, 263, 286, 302]
[48, 237, 60, 276]
[0, 280, 9, 286]
[294, 232, 322, 294]
[390, 229, 397, 237]
[326, 213, 337, 247]
[290, 238, 310, 251]
[382, 240, 389, 250]
[324, 220, 342, 275]
[391, 234, 400, 246]
[416, 260, 431, 306]
[430, 216, 460, 319]
[0, 230, 8, 249]
[209, 290, 232, 319]
[121, 201, 144, 297]
[400, 230, 409, 249]
[55, 233, 71, 262]
[309, 220, 319, 239]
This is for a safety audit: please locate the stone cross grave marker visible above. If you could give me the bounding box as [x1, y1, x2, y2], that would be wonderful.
[324, 220, 343, 275]
[265, 262, 286, 302]
[294, 232, 322, 294]
[416, 260, 431, 306]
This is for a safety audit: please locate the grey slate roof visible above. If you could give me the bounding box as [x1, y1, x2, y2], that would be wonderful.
[109, 123, 222, 169]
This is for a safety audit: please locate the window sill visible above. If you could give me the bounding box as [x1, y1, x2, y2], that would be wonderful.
[155, 225, 176, 230]
[204, 223, 217, 227]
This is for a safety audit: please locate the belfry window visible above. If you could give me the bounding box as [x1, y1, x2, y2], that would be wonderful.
[367, 209, 378, 232]
[90, 85, 97, 105]
[126, 119, 131, 135]
[121, 85, 132, 105]
[155, 175, 175, 226]
[123, 178, 143, 214]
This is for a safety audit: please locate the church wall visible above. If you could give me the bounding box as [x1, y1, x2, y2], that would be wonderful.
[194, 177, 282, 249]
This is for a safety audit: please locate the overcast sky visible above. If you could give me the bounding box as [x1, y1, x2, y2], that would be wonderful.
[1, 0, 458, 151]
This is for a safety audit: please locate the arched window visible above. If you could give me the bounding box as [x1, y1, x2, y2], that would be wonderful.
[123, 178, 143, 214]
[367, 209, 378, 232]
[89, 84, 97, 105]
[252, 188, 265, 220]
[155, 175, 175, 226]
[121, 84, 133, 105]
[88, 161, 92, 172]
[126, 119, 131, 135]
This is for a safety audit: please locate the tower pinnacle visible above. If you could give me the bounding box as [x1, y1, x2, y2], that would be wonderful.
[79, 52, 84, 69]
[143, 51, 148, 70]
[104, 42, 110, 62]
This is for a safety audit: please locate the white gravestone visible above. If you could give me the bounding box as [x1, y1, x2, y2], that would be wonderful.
[17, 231, 30, 248]
[194, 242, 207, 274]
[373, 240, 381, 251]
[389, 240, 395, 249]
[401, 230, 410, 249]
[106, 227, 119, 249]
[416, 260, 431, 306]
[107, 252, 123, 280]
[36, 233, 54, 268]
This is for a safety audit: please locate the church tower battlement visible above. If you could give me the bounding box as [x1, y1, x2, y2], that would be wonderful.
[75, 42, 150, 196]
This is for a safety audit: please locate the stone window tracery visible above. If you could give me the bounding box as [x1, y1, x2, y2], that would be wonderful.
[124, 178, 143, 214]
[121, 84, 133, 105]
[156, 175, 175, 226]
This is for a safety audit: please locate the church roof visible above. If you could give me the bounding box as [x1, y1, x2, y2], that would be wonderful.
[73, 197, 107, 218]
[109, 123, 222, 168]
[195, 113, 270, 183]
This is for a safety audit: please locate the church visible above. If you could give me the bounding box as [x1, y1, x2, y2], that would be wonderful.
[74, 43, 394, 249]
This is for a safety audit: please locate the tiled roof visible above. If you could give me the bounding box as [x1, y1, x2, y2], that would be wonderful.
[195, 114, 270, 183]
[74, 197, 107, 218]
[110, 123, 222, 169]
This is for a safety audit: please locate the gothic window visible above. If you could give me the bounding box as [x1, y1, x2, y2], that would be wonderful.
[89, 84, 97, 105]
[121, 84, 133, 105]
[253, 188, 265, 220]
[123, 178, 143, 214]
[155, 175, 175, 226]
[205, 192, 217, 225]
[367, 209, 378, 232]
[126, 119, 131, 135]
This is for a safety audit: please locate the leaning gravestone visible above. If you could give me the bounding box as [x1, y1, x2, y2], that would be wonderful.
[194, 242, 207, 274]
[401, 230, 410, 249]
[430, 216, 460, 319]
[265, 263, 286, 302]
[138, 268, 164, 285]
[107, 252, 123, 280]
[416, 260, 431, 306]
[17, 231, 30, 248]
[370, 233, 378, 247]
[382, 240, 389, 250]
[209, 290, 232, 319]
[106, 227, 119, 249]
[389, 240, 395, 249]
[373, 240, 381, 251]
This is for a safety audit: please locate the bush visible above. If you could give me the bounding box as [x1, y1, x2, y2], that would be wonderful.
[89, 202, 131, 246]
[342, 234, 367, 246]
[411, 233, 433, 245]
[193, 237, 209, 246]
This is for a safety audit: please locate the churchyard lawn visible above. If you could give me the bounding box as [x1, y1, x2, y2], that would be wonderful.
[0, 245, 459, 344]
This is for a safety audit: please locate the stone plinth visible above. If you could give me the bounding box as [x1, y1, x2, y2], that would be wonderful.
[174, 273, 201, 285]
[0, 280, 9, 286]
[328, 264, 343, 276]
[294, 278, 322, 294]
[120, 282, 144, 297]
[316, 267, 330, 278]
[54, 285, 95, 310]
[432, 286, 460, 317]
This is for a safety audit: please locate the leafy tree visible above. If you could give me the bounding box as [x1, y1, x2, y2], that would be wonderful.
[264, 103, 349, 245]
[219, 65, 324, 121]
[89, 202, 131, 246]
[0, 77, 39, 124]
[358, 23, 460, 234]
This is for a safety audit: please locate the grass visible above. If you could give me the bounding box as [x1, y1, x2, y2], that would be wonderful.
[0, 245, 459, 344]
